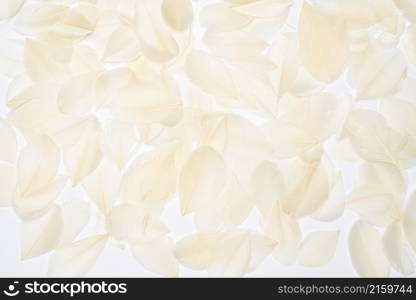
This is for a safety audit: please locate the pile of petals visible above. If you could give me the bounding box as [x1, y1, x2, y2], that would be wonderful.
[1, 0, 416, 277]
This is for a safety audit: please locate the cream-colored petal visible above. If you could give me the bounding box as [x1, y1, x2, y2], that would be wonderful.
[106, 203, 168, 242]
[204, 31, 268, 60]
[348, 49, 406, 100]
[403, 193, 416, 253]
[282, 156, 331, 218]
[131, 237, 179, 277]
[299, 2, 347, 82]
[24, 38, 68, 83]
[0, 118, 18, 163]
[0, 0, 25, 20]
[57, 72, 97, 115]
[101, 120, 138, 170]
[174, 232, 224, 270]
[246, 233, 277, 272]
[200, 3, 252, 32]
[48, 235, 108, 277]
[250, 161, 284, 217]
[0, 39, 24, 77]
[63, 117, 102, 186]
[102, 25, 141, 63]
[18, 135, 60, 197]
[233, 0, 292, 18]
[383, 221, 414, 275]
[403, 26, 416, 66]
[21, 205, 63, 260]
[184, 49, 236, 99]
[14, 175, 66, 220]
[264, 204, 301, 265]
[208, 231, 251, 277]
[83, 157, 120, 214]
[298, 231, 339, 267]
[394, 0, 416, 23]
[14, 3, 68, 35]
[311, 173, 345, 222]
[0, 163, 17, 207]
[348, 220, 390, 277]
[179, 146, 227, 215]
[60, 199, 90, 245]
[347, 185, 397, 226]
[135, 0, 179, 62]
[53, 4, 98, 39]
[120, 147, 176, 215]
[161, 0, 193, 32]
[95, 67, 134, 109]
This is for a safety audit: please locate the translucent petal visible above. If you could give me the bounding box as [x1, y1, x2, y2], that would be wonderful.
[48, 235, 108, 276]
[298, 231, 339, 267]
[348, 220, 390, 277]
[21, 205, 62, 260]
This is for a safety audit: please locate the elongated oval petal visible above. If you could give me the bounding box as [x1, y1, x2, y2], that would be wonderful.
[298, 231, 339, 267]
[48, 235, 108, 277]
[21, 205, 63, 260]
[348, 220, 390, 277]
[161, 0, 193, 32]
[179, 146, 227, 215]
[383, 221, 414, 275]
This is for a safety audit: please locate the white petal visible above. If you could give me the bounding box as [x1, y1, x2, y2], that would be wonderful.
[63, 117, 102, 186]
[403, 193, 416, 253]
[161, 0, 193, 32]
[250, 161, 284, 216]
[83, 158, 120, 214]
[14, 3, 68, 35]
[204, 31, 268, 60]
[311, 173, 345, 222]
[57, 72, 97, 115]
[60, 199, 90, 245]
[120, 147, 176, 214]
[131, 237, 179, 277]
[403, 26, 416, 67]
[102, 25, 141, 63]
[0, 39, 24, 77]
[0, 163, 17, 207]
[174, 232, 224, 270]
[24, 38, 68, 82]
[200, 3, 252, 32]
[95, 67, 134, 109]
[18, 135, 60, 196]
[135, 0, 179, 62]
[347, 185, 397, 226]
[48, 235, 108, 277]
[298, 231, 339, 267]
[14, 175, 66, 220]
[101, 120, 137, 170]
[208, 232, 251, 277]
[348, 220, 390, 277]
[179, 146, 227, 215]
[348, 49, 406, 100]
[383, 221, 414, 275]
[0, 0, 25, 20]
[299, 2, 347, 82]
[264, 204, 301, 265]
[394, 0, 416, 23]
[106, 203, 168, 242]
[0, 118, 18, 163]
[233, 0, 292, 18]
[185, 49, 236, 99]
[21, 205, 63, 260]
